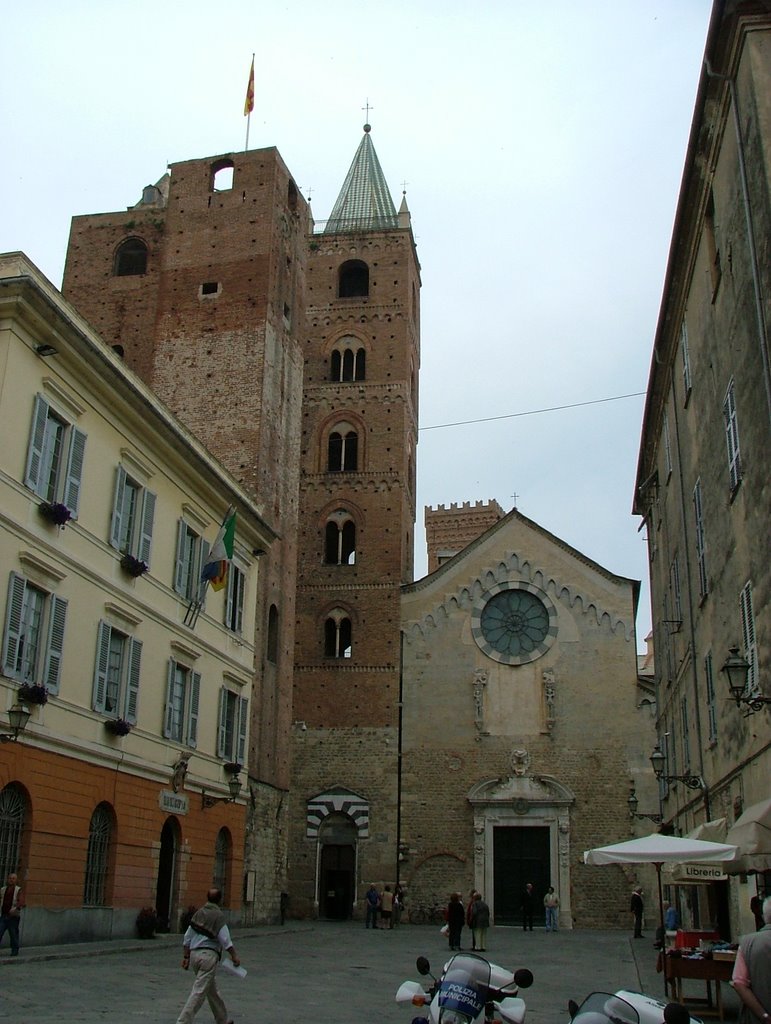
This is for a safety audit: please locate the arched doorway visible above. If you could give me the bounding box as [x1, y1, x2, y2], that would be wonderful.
[318, 814, 357, 920]
[155, 817, 180, 932]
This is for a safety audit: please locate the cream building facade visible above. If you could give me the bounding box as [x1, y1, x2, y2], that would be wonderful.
[0, 253, 275, 944]
[634, 0, 771, 939]
[400, 506, 656, 929]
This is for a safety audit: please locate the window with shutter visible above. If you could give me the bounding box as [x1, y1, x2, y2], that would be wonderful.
[2, 572, 68, 692]
[24, 394, 87, 516]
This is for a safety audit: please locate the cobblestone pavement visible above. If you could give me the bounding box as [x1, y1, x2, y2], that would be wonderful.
[0, 922, 741, 1023]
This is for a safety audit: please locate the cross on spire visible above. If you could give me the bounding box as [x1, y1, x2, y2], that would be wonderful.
[362, 98, 373, 124]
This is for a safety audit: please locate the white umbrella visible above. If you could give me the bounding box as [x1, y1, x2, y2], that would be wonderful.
[585, 834, 738, 995]
[584, 834, 738, 942]
[724, 797, 771, 874]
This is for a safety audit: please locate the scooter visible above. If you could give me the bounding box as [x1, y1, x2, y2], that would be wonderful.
[396, 952, 534, 1024]
[568, 990, 704, 1024]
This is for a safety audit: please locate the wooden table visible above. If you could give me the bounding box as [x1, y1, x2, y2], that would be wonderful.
[663, 955, 735, 1020]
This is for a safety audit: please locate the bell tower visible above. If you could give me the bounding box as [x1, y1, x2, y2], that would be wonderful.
[290, 124, 421, 914]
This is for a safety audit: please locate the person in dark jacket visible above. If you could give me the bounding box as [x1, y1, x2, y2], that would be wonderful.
[470, 892, 491, 951]
[520, 882, 536, 931]
[630, 886, 644, 938]
[447, 892, 465, 951]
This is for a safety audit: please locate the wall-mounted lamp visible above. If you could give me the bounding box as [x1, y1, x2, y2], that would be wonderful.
[628, 785, 663, 824]
[0, 704, 32, 743]
[35, 344, 58, 357]
[201, 773, 242, 809]
[649, 744, 705, 790]
[721, 646, 769, 713]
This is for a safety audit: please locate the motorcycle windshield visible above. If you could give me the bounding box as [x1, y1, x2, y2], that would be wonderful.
[437, 954, 492, 1024]
[573, 992, 640, 1024]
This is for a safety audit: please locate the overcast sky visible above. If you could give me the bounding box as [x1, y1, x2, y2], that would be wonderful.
[2, 0, 713, 648]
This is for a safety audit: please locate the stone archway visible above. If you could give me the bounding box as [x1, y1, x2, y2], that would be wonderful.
[468, 766, 575, 928]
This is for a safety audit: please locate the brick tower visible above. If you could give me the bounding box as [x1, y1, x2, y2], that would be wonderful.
[61, 149, 308, 919]
[290, 124, 421, 917]
[425, 500, 506, 573]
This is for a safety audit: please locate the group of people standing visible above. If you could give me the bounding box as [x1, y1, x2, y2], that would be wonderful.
[364, 883, 404, 929]
[445, 890, 491, 951]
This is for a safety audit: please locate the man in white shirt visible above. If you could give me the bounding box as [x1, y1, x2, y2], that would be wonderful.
[177, 888, 240, 1024]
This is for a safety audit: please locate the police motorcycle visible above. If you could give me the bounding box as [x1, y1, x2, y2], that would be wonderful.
[568, 990, 703, 1024]
[396, 952, 534, 1024]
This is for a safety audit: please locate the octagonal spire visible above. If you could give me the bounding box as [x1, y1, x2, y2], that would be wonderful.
[324, 124, 398, 234]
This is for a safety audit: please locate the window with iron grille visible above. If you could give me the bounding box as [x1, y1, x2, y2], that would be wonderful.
[0, 785, 25, 883]
[213, 828, 231, 900]
[83, 804, 112, 906]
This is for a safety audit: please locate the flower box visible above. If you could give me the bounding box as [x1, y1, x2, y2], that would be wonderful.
[38, 501, 72, 527]
[223, 761, 243, 775]
[17, 683, 49, 706]
[120, 554, 148, 578]
[105, 718, 132, 736]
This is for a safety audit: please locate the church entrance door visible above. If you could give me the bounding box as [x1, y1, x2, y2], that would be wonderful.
[493, 826, 550, 926]
[319, 843, 354, 919]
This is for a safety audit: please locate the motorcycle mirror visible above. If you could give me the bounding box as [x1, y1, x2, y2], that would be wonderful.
[416, 956, 431, 976]
[568, 999, 580, 1019]
[513, 969, 534, 989]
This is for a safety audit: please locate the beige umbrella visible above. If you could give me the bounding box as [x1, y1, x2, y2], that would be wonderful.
[724, 797, 771, 874]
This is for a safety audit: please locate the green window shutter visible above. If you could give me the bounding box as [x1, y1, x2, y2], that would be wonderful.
[2, 573, 27, 679]
[198, 539, 210, 608]
[109, 466, 127, 550]
[138, 490, 156, 566]
[24, 394, 49, 494]
[187, 671, 201, 748]
[42, 594, 67, 693]
[237, 696, 248, 763]
[124, 638, 142, 724]
[63, 427, 87, 517]
[173, 520, 187, 595]
[92, 620, 111, 712]
[163, 659, 175, 738]
[217, 687, 227, 759]
[225, 572, 235, 630]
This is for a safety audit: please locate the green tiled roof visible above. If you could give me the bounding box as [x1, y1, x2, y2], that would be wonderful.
[324, 125, 398, 234]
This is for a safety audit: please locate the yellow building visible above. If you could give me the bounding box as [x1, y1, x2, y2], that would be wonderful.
[0, 253, 275, 945]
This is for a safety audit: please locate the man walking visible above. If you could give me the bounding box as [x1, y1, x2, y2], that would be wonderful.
[177, 887, 240, 1024]
[0, 872, 25, 956]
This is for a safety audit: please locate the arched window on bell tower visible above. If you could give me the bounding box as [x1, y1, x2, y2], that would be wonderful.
[330, 342, 366, 383]
[324, 610, 352, 659]
[328, 425, 358, 472]
[338, 260, 369, 298]
[324, 510, 356, 565]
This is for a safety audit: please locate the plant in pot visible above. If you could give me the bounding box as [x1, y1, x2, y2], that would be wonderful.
[120, 554, 148, 578]
[223, 761, 243, 776]
[105, 718, 132, 736]
[38, 501, 72, 528]
[17, 683, 49, 706]
[135, 906, 158, 939]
